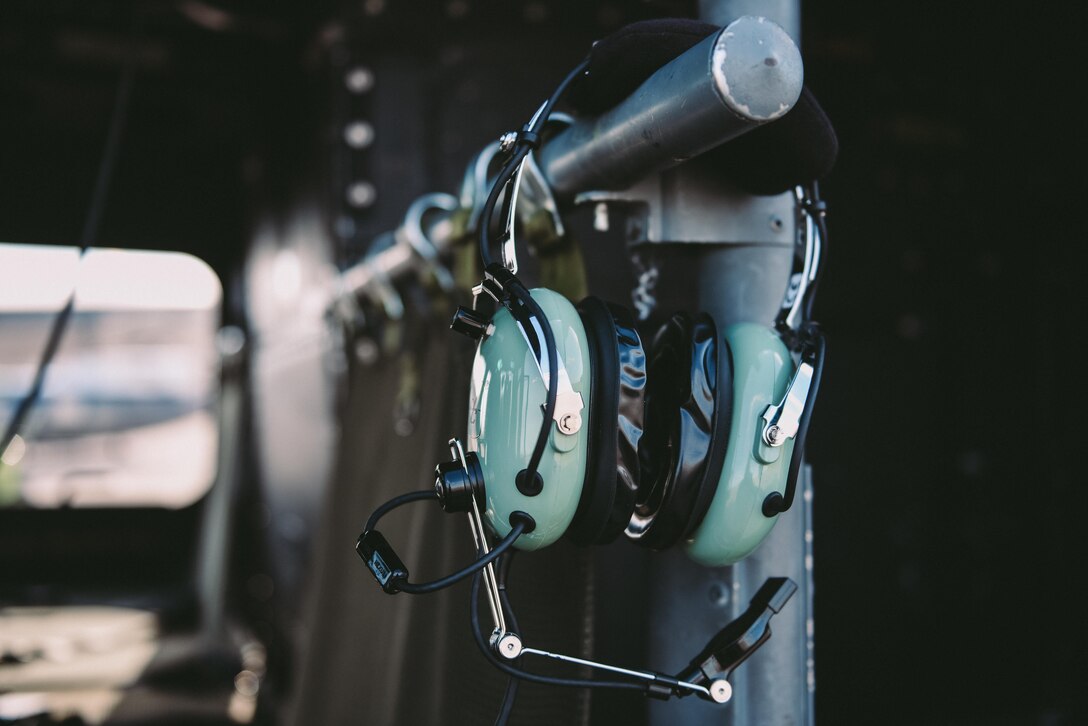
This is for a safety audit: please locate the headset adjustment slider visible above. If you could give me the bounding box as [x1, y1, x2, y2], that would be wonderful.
[760, 359, 813, 448]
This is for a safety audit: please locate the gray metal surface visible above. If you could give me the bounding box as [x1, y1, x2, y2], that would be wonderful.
[536, 16, 802, 197]
[576, 170, 796, 246]
[640, 2, 814, 725]
[698, 0, 801, 43]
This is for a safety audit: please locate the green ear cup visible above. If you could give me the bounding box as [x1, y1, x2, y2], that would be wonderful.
[468, 288, 592, 550]
[685, 323, 796, 566]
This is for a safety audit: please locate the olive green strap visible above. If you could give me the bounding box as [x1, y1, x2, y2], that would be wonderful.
[523, 208, 587, 303]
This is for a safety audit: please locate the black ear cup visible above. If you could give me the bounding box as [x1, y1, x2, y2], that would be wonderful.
[627, 312, 732, 549]
[567, 297, 647, 545]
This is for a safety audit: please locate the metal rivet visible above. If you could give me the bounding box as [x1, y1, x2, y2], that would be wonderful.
[355, 338, 380, 364]
[558, 413, 581, 435]
[347, 181, 377, 208]
[344, 121, 375, 149]
[766, 424, 781, 445]
[709, 679, 732, 703]
[770, 215, 785, 232]
[345, 67, 374, 93]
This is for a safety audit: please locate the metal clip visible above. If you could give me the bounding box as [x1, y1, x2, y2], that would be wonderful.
[512, 312, 584, 436]
[460, 141, 503, 236]
[399, 193, 458, 293]
[778, 186, 823, 335]
[761, 359, 814, 447]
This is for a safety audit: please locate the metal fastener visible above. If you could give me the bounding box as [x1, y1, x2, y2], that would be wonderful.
[345, 67, 374, 93]
[344, 121, 375, 149]
[765, 424, 782, 445]
[557, 413, 581, 435]
[709, 679, 732, 703]
[347, 181, 377, 208]
[496, 633, 523, 660]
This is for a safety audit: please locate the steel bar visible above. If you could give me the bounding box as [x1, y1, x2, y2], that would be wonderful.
[536, 15, 803, 196]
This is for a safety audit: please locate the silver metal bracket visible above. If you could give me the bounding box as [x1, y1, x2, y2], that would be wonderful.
[514, 315, 584, 436]
[777, 186, 823, 334]
[397, 193, 458, 293]
[451, 438, 509, 640]
[450, 437, 525, 660]
[761, 359, 813, 447]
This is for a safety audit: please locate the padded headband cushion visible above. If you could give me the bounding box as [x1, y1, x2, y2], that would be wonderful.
[567, 18, 838, 194]
[628, 312, 724, 549]
[567, 297, 646, 545]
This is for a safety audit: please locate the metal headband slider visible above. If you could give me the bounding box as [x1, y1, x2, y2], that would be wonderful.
[760, 359, 814, 448]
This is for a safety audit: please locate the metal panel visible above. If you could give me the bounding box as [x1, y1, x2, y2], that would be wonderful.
[641, 2, 813, 725]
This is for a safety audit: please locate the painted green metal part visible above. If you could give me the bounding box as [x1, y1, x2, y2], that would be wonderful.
[686, 322, 795, 566]
[468, 288, 590, 550]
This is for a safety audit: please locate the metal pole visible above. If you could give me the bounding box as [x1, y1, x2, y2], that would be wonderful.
[338, 15, 804, 303]
[646, 3, 814, 726]
[536, 15, 802, 196]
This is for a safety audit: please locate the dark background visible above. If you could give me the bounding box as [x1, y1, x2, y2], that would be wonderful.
[1, 1, 1084, 723]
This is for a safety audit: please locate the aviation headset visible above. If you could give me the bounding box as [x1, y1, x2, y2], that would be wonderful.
[437, 190, 826, 565]
[357, 15, 834, 707]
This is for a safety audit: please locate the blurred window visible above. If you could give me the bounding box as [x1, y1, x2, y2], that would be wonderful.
[0, 244, 221, 508]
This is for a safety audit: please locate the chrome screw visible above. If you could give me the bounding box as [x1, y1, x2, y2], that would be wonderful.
[766, 424, 782, 445]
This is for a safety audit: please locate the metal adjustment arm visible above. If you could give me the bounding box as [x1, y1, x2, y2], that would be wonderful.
[448, 439, 523, 658]
[776, 187, 823, 336]
[469, 265, 585, 437]
[511, 305, 584, 436]
[761, 358, 814, 448]
[510, 646, 721, 703]
[494, 577, 797, 704]
[762, 186, 825, 449]
[493, 100, 549, 275]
